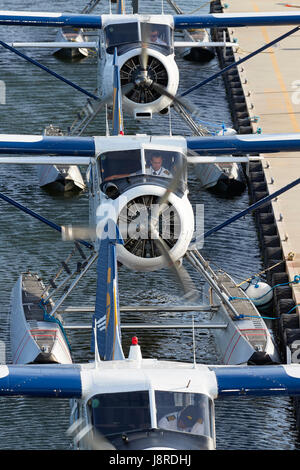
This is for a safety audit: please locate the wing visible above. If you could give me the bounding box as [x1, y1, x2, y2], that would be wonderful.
[187, 133, 300, 155]
[0, 134, 95, 164]
[0, 364, 82, 398]
[174, 12, 300, 29]
[211, 364, 300, 397]
[1, 11, 300, 29]
[0, 11, 102, 28]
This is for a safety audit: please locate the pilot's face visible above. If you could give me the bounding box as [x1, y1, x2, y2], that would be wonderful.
[151, 157, 163, 171]
[150, 31, 159, 42]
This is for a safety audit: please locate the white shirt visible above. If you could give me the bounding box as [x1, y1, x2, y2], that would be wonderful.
[146, 166, 172, 178]
[153, 37, 167, 45]
[158, 411, 205, 435]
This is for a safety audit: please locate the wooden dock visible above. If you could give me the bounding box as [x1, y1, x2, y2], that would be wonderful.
[221, 0, 300, 312]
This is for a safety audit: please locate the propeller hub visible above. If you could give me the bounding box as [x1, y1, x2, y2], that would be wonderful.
[120, 55, 168, 104]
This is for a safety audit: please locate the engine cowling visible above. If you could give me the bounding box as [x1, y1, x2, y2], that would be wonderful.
[96, 186, 194, 272]
[103, 48, 179, 119]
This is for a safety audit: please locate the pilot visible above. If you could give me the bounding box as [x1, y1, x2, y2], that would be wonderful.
[146, 155, 172, 178]
[150, 29, 167, 45]
[158, 405, 205, 435]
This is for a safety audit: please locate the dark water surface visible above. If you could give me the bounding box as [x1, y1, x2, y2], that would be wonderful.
[0, 0, 299, 450]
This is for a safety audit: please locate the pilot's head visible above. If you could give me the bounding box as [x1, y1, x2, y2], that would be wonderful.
[150, 155, 163, 171]
[150, 29, 160, 43]
[178, 405, 198, 429]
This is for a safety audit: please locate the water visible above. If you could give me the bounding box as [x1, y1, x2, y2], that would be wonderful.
[0, 0, 299, 450]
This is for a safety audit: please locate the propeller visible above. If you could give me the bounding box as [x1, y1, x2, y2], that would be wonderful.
[120, 22, 169, 105]
[67, 418, 116, 450]
[132, 0, 139, 14]
[149, 158, 199, 301]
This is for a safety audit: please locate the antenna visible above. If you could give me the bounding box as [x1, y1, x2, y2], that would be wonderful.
[192, 314, 196, 368]
[94, 323, 101, 368]
[105, 105, 110, 136]
[169, 108, 172, 136]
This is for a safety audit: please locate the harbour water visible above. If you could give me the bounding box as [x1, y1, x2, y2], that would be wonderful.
[0, 0, 299, 450]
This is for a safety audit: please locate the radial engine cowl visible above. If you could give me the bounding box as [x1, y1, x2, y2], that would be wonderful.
[118, 48, 179, 116]
[110, 186, 194, 272]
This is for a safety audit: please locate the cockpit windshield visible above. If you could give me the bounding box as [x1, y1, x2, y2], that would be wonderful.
[141, 22, 171, 47]
[145, 149, 184, 179]
[88, 390, 213, 439]
[88, 391, 151, 436]
[104, 21, 172, 53]
[99, 148, 186, 185]
[100, 149, 142, 182]
[155, 391, 213, 438]
[105, 22, 139, 50]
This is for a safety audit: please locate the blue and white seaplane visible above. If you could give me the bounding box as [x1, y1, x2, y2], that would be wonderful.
[3, 2, 300, 194]
[2, 221, 300, 451]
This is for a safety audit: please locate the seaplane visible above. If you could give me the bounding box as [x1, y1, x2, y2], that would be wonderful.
[2, 3, 300, 367]
[2, 220, 300, 451]
[4, 1, 300, 195]
[1, 4, 300, 449]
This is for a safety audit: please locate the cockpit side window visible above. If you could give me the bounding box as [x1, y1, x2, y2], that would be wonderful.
[155, 391, 213, 438]
[88, 391, 151, 436]
[100, 149, 142, 182]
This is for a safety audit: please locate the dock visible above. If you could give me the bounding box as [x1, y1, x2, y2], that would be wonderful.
[217, 0, 300, 314]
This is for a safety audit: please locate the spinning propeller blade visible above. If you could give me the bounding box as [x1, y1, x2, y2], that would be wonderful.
[112, 48, 124, 136]
[151, 159, 199, 301]
[68, 419, 116, 450]
[132, 0, 139, 14]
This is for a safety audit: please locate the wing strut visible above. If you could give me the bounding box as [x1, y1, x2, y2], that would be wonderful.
[180, 26, 300, 97]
